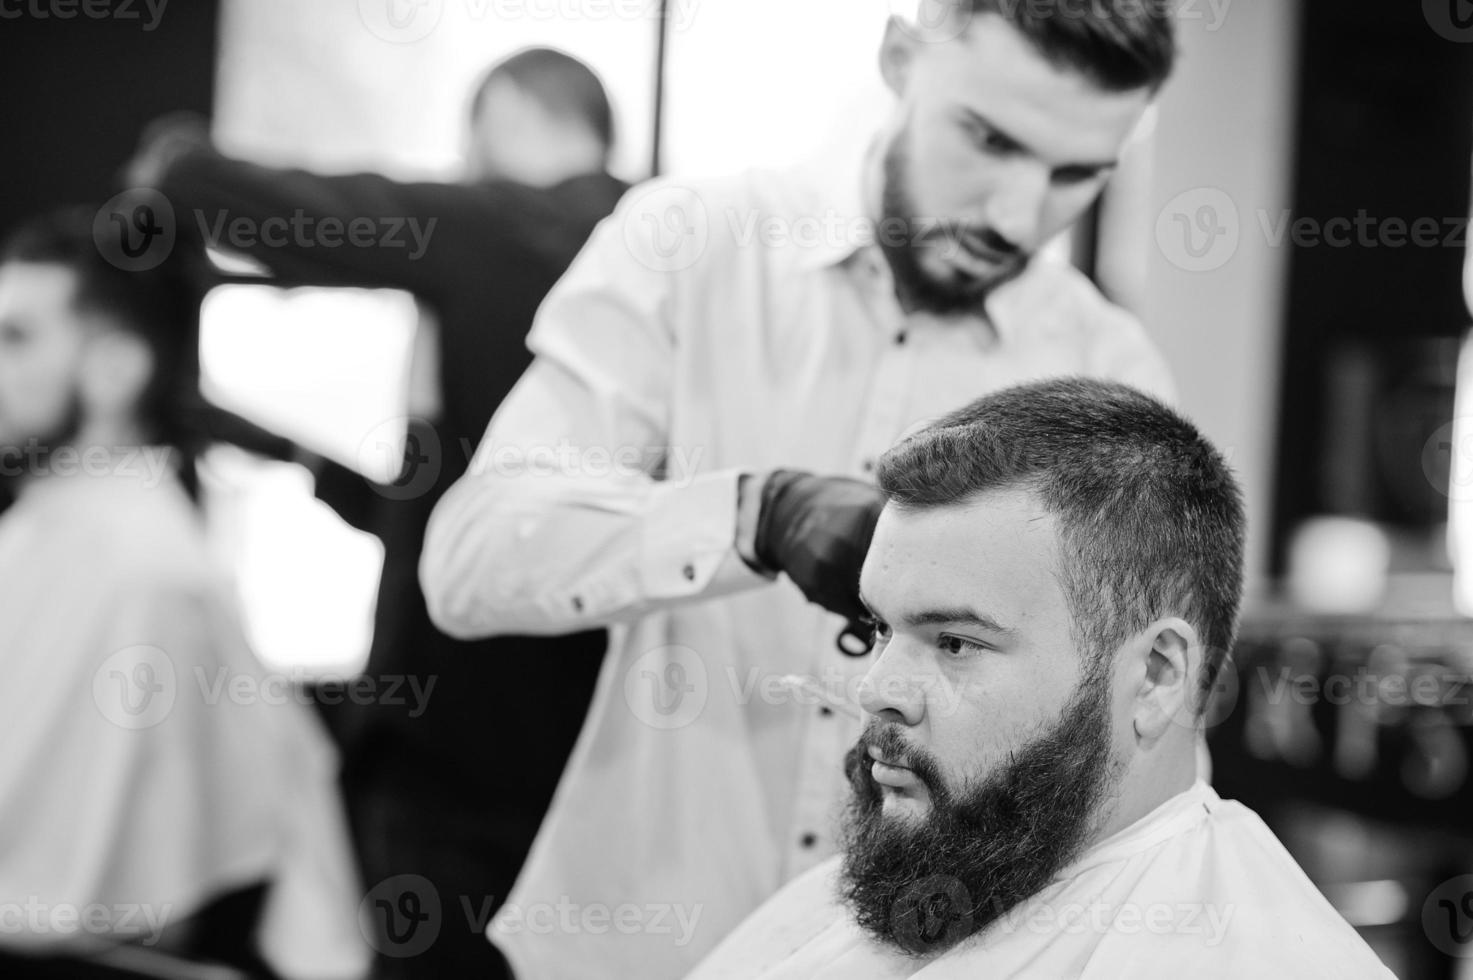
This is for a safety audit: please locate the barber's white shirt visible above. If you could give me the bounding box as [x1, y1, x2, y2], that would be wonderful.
[420, 153, 1176, 980]
[686, 782, 1396, 980]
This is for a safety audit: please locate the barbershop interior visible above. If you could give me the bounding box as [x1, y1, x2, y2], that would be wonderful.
[4, 0, 1473, 978]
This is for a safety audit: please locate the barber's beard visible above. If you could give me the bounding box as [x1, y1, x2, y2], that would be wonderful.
[877, 133, 1028, 316]
[838, 659, 1119, 958]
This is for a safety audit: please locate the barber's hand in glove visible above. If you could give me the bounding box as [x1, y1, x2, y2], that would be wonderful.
[750, 470, 885, 626]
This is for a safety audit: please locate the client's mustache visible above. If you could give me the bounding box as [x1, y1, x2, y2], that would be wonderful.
[848, 722, 949, 801]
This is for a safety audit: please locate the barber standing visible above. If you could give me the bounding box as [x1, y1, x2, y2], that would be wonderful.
[422, 5, 1178, 978]
[128, 49, 627, 980]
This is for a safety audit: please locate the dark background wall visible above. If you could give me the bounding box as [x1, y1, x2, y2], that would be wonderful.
[0, 0, 221, 237]
[1272, 0, 1473, 571]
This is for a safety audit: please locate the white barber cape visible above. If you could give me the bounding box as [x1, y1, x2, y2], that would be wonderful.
[685, 782, 1395, 980]
[0, 466, 367, 979]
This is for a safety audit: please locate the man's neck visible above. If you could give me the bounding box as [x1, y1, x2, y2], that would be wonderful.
[1091, 739, 1200, 845]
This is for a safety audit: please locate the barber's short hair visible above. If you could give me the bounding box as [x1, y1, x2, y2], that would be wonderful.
[877, 378, 1244, 710]
[470, 47, 615, 151]
[919, 0, 1177, 92]
[2, 207, 202, 486]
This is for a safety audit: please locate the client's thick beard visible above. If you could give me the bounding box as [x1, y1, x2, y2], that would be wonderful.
[877, 131, 1028, 316]
[838, 658, 1118, 958]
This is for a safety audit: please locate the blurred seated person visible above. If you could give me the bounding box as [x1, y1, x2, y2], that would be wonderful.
[0, 209, 365, 979]
[687, 379, 1394, 980]
[123, 47, 625, 978]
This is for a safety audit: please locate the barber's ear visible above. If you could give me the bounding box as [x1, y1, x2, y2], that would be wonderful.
[1131, 619, 1199, 743]
[879, 16, 920, 95]
[80, 330, 154, 420]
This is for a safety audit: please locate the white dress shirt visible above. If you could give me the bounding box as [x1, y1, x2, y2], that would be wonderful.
[420, 149, 1176, 980]
[684, 782, 1397, 980]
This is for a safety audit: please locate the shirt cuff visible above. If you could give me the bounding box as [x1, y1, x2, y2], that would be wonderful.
[639, 469, 774, 603]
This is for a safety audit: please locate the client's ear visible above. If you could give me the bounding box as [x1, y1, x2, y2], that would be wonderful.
[1130, 618, 1200, 743]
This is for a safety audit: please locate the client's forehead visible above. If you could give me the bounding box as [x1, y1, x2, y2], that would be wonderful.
[861, 487, 1066, 630]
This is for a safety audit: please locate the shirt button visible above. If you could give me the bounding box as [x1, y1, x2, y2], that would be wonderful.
[572, 596, 584, 613]
[682, 564, 696, 581]
[861, 459, 875, 474]
[800, 833, 818, 849]
[895, 330, 908, 347]
[819, 706, 834, 718]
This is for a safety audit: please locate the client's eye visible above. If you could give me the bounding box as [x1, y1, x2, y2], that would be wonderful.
[868, 617, 893, 647]
[938, 634, 988, 658]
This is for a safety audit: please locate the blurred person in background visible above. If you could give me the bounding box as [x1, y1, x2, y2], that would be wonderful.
[686, 379, 1394, 980]
[125, 47, 627, 980]
[421, 2, 1180, 977]
[0, 208, 365, 979]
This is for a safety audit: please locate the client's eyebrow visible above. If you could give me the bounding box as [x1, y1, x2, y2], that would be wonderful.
[858, 590, 1016, 638]
[905, 607, 1017, 638]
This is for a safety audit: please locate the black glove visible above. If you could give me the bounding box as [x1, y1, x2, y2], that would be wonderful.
[753, 470, 885, 626]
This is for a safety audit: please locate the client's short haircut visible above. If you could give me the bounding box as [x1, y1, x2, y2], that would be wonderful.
[877, 378, 1244, 709]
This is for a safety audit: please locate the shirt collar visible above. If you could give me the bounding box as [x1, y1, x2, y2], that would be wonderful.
[792, 135, 885, 273]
